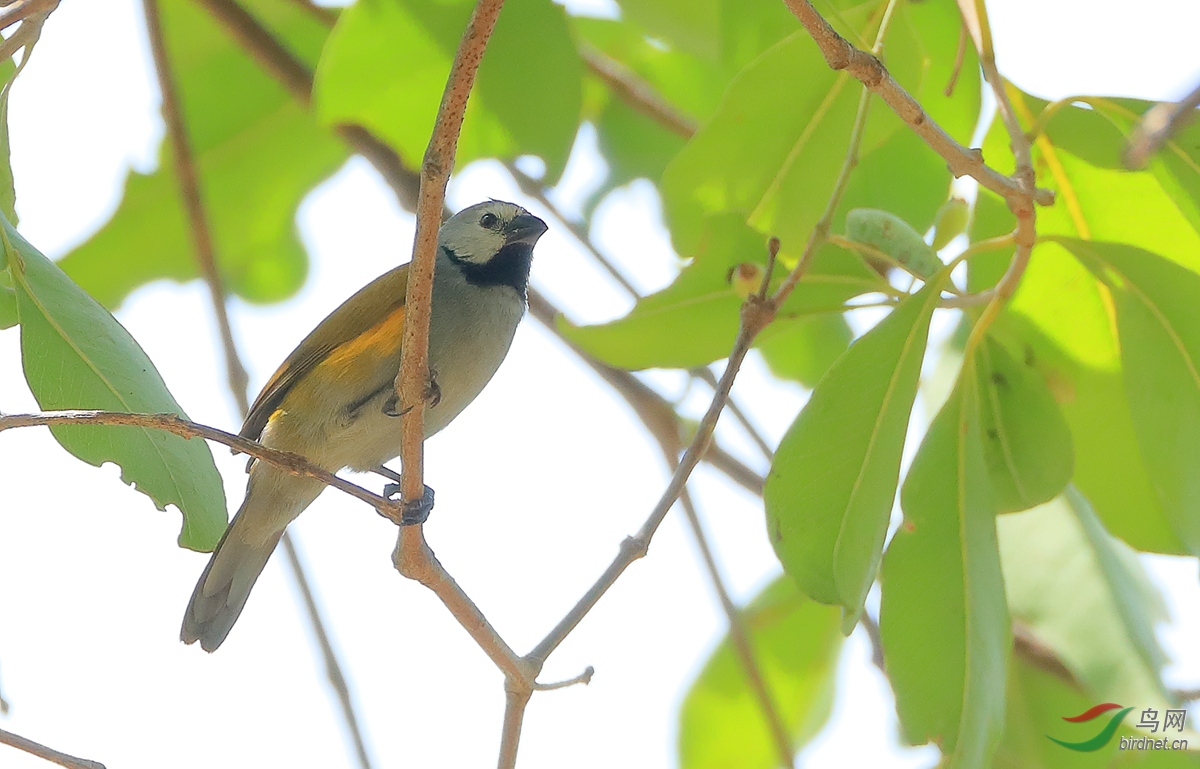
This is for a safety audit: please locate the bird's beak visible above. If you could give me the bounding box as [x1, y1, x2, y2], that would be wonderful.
[505, 213, 548, 245]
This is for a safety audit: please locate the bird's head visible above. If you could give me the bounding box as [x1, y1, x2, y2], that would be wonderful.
[439, 200, 547, 294]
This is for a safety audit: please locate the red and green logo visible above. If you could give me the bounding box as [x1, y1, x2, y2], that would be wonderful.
[1048, 703, 1133, 752]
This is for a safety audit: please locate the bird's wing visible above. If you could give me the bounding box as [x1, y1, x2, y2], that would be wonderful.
[240, 264, 410, 441]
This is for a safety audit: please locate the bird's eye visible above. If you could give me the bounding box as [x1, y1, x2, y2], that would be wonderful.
[479, 212, 500, 230]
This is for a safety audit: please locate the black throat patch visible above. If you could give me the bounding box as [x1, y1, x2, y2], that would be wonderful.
[445, 242, 534, 296]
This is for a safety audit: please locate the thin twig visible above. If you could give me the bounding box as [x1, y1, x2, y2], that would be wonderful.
[508, 165, 776, 463]
[859, 613, 886, 672]
[0, 410, 402, 514]
[506, 164, 642, 297]
[0, 0, 56, 33]
[780, 0, 1052, 211]
[142, 0, 249, 412]
[280, 537, 374, 769]
[1123, 77, 1200, 169]
[0, 727, 106, 769]
[689, 367, 774, 462]
[679, 488, 793, 765]
[579, 43, 697, 139]
[497, 689, 532, 769]
[526, 288, 767, 497]
[957, 0, 1038, 353]
[281, 0, 337, 28]
[142, 4, 375, 764]
[394, 0, 505, 507]
[190, 0, 422, 209]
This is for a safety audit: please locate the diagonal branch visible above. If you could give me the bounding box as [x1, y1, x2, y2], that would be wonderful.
[579, 43, 697, 139]
[780, 0, 1051, 211]
[190, 0, 422, 209]
[1123, 78, 1200, 169]
[143, 0, 249, 409]
[142, 3, 375, 765]
[0, 727, 105, 769]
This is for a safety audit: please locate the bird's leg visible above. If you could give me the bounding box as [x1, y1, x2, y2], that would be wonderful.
[375, 465, 403, 498]
[382, 368, 441, 416]
[382, 483, 435, 526]
[380, 466, 434, 524]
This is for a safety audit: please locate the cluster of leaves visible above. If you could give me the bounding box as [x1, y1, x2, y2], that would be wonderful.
[2, 0, 1198, 766]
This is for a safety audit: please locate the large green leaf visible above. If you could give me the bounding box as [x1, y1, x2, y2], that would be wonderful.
[1068, 238, 1200, 555]
[314, 0, 581, 183]
[678, 576, 843, 769]
[6, 218, 226, 551]
[662, 0, 977, 258]
[970, 238, 1186, 554]
[765, 277, 942, 626]
[757, 312, 852, 388]
[993, 654, 1189, 769]
[57, 0, 344, 309]
[974, 338, 1073, 513]
[880, 365, 1009, 769]
[998, 488, 1168, 708]
[558, 214, 884, 370]
[975, 90, 1200, 282]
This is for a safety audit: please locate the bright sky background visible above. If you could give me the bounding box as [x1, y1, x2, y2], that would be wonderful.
[2, 1, 1199, 767]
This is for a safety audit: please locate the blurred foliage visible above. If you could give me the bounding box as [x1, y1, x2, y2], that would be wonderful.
[2, 0, 1199, 766]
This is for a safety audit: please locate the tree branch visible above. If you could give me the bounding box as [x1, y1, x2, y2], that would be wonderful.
[1123, 76, 1200, 170]
[143, 0, 249, 410]
[0, 727, 105, 769]
[0, 410, 402, 513]
[190, 0, 422, 209]
[579, 43, 697, 139]
[525, 288, 766, 496]
[780, 0, 1052, 210]
[141, 4, 376, 765]
[678, 487, 793, 765]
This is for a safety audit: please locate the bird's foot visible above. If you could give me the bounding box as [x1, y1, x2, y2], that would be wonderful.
[386, 484, 434, 526]
[381, 370, 441, 417]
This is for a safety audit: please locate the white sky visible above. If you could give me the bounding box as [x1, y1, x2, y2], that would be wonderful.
[1, 1, 1199, 768]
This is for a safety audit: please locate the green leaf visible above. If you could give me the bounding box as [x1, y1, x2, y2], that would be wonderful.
[1066, 238, 1200, 555]
[6, 218, 226, 551]
[880, 365, 1009, 769]
[314, 0, 581, 183]
[976, 239, 1186, 554]
[662, 0, 977, 258]
[559, 214, 884, 370]
[975, 90, 1200, 283]
[757, 313, 852, 388]
[57, 0, 345, 309]
[765, 277, 942, 625]
[974, 338, 1073, 513]
[0, 57, 19, 226]
[998, 488, 1168, 707]
[0, 264, 15, 329]
[995, 654, 1124, 769]
[678, 576, 843, 769]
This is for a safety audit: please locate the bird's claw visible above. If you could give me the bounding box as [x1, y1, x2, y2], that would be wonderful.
[382, 370, 441, 417]
[400, 485, 435, 526]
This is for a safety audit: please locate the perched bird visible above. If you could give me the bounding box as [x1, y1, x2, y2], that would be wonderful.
[182, 200, 547, 652]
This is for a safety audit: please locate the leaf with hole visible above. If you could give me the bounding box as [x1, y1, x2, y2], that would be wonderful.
[6, 217, 226, 551]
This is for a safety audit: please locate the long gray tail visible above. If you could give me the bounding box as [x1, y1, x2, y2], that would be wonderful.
[181, 468, 323, 651]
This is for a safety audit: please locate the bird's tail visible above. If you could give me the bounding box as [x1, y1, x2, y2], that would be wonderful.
[181, 469, 324, 652]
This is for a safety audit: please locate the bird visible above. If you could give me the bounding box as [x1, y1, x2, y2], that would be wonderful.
[181, 200, 547, 652]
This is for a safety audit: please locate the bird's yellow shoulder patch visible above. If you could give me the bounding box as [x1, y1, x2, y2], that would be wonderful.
[319, 303, 407, 373]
